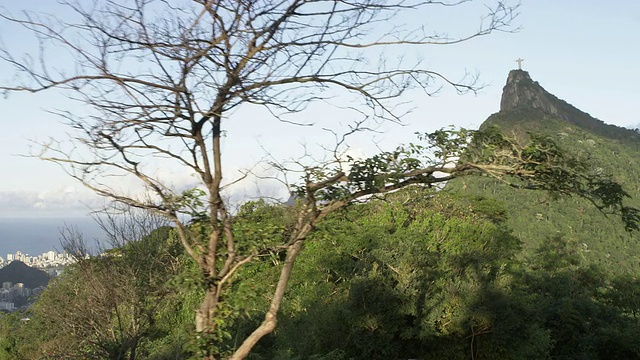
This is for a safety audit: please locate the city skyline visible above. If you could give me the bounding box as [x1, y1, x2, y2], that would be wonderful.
[1, 248, 75, 269]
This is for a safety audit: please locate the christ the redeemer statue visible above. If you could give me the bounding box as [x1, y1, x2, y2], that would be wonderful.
[515, 58, 524, 70]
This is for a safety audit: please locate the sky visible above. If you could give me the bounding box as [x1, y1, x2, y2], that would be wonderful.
[0, 0, 639, 224]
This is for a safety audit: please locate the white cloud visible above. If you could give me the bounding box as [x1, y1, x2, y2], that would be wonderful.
[0, 186, 100, 217]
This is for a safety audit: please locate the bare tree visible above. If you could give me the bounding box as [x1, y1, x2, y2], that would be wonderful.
[60, 202, 171, 259]
[93, 202, 172, 249]
[41, 206, 179, 360]
[59, 224, 93, 260]
[4, 1, 636, 359]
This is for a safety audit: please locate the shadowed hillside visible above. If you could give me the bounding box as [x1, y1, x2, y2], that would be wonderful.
[0, 261, 49, 288]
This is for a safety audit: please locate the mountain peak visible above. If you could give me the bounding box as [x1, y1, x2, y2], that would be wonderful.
[492, 70, 638, 142]
[0, 261, 49, 288]
[505, 69, 533, 85]
[499, 69, 564, 116]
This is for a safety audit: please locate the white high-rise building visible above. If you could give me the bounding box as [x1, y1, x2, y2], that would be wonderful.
[46, 251, 56, 261]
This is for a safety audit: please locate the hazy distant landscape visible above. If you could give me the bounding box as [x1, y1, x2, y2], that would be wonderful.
[0, 217, 104, 256]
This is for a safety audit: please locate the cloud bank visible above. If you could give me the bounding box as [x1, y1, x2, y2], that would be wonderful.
[0, 187, 101, 217]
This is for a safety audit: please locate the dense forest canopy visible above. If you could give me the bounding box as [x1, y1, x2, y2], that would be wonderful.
[2, 188, 640, 359]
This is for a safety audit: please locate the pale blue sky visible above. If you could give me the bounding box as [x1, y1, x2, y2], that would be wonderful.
[0, 0, 639, 218]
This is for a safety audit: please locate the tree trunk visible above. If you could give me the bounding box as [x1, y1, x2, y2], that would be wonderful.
[196, 287, 219, 360]
[129, 338, 138, 360]
[229, 239, 304, 360]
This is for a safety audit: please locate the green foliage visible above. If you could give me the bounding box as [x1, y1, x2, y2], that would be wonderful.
[514, 235, 640, 359]
[450, 107, 640, 271]
[4, 118, 640, 359]
[245, 190, 530, 359]
[176, 200, 297, 358]
[604, 274, 640, 320]
[462, 126, 640, 231]
[0, 226, 197, 360]
[221, 189, 640, 360]
[233, 199, 292, 254]
[4, 186, 640, 359]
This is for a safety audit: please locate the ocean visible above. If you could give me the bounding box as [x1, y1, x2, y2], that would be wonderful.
[0, 217, 105, 258]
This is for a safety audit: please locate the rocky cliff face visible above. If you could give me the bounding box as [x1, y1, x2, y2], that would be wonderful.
[500, 70, 568, 120]
[497, 70, 636, 140]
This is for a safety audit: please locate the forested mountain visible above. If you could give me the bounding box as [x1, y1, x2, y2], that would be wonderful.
[449, 69, 640, 272]
[3, 72, 640, 359]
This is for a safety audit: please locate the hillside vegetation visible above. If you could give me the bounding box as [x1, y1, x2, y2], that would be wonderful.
[2, 71, 640, 359]
[449, 70, 640, 272]
[2, 189, 640, 359]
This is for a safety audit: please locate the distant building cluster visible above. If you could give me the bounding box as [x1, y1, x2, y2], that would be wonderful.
[0, 250, 74, 312]
[0, 250, 75, 270]
[0, 281, 46, 311]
